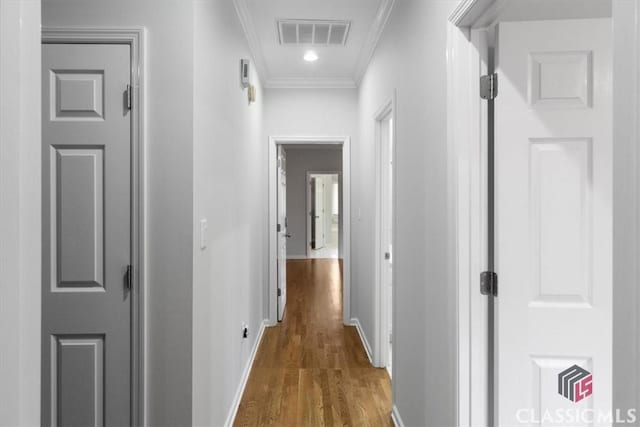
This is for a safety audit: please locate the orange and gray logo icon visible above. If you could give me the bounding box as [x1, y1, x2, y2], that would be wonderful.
[558, 365, 593, 403]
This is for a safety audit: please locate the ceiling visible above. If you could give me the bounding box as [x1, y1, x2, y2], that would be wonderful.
[234, 0, 395, 89]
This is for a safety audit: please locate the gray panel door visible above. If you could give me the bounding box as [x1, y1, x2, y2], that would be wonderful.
[42, 43, 132, 427]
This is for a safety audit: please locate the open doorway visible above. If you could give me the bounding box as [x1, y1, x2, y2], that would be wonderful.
[307, 173, 340, 259]
[268, 137, 351, 326]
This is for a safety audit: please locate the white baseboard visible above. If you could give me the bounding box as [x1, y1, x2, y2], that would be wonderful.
[286, 255, 308, 260]
[224, 319, 267, 427]
[349, 318, 373, 364]
[391, 405, 405, 427]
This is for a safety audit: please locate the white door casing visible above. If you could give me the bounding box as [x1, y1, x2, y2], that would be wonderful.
[313, 177, 326, 249]
[42, 43, 132, 427]
[277, 146, 287, 322]
[495, 18, 612, 425]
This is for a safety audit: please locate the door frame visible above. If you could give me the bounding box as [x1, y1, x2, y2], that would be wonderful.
[42, 27, 147, 427]
[373, 95, 396, 369]
[305, 171, 341, 258]
[448, 1, 640, 425]
[268, 136, 351, 326]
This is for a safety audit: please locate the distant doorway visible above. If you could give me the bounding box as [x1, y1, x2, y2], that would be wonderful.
[307, 173, 340, 259]
[268, 137, 352, 326]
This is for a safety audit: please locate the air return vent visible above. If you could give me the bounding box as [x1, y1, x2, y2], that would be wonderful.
[278, 19, 350, 45]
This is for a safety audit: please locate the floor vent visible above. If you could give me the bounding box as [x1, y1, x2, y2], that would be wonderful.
[278, 19, 350, 45]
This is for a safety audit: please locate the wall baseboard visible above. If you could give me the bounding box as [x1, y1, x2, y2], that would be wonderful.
[349, 318, 373, 364]
[286, 255, 308, 260]
[224, 319, 267, 427]
[391, 405, 405, 427]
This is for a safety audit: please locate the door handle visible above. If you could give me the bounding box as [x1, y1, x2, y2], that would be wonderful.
[285, 234, 292, 238]
[125, 264, 132, 289]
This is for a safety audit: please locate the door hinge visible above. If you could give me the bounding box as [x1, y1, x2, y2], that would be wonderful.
[277, 288, 282, 297]
[126, 84, 132, 110]
[277, 223, 282, 232]
[480, 73, 498, 100]
[125, 264, 133, 290]
[480, 271, 497, 296]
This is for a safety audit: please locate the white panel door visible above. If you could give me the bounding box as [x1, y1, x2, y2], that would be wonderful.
[42, 44, 132, 427]
[382, 117, 394, 371]
[495, 19, 612, 425]
[277, 146, 287, 321]
[314, 177, 326, 249]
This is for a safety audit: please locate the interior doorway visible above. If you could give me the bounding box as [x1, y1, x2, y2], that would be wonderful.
[307, 173, 340, 259]
[268, 137, 351, 326]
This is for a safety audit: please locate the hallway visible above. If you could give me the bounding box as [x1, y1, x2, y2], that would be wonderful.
[234, 259, 392, 426]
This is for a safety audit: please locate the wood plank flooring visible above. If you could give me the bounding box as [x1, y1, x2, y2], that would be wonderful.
[234, 259, 392, 426]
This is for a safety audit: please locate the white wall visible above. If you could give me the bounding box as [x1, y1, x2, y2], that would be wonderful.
[42, 1, 195, 425]
[0, 1, 41, 425]
[192, 1, 266, 425]
[284, 148, 342, 257]
[354, 1, 459, 425]
[264, 88, 358, 136]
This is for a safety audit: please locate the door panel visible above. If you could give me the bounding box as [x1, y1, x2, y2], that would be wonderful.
[53, 147, 105, 289]
[495, 19, 612, 425]
[42, 43, 132, 427]
[277, 146, 287, 321]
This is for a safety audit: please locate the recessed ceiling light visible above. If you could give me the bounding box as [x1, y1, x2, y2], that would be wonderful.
[304, 50, 319, 62]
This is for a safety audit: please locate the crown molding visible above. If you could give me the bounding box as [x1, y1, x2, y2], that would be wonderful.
[233, 0, 270, 84]
[449, 0, 514, 29]
[265, 77, 357, 89]
[352, 0, 396, 85]
[234, 0, 394, 89]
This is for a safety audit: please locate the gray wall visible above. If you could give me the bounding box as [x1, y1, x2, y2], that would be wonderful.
[192, 0, 267, 425]
[355, 1, 459, 425]
[42, 1, 195, 425]
[284, 148, 342, 257]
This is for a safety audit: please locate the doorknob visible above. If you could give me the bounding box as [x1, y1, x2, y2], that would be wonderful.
[285, 234, 292, 238]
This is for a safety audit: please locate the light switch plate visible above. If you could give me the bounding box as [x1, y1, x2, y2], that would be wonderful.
[200, 219, 208, 250]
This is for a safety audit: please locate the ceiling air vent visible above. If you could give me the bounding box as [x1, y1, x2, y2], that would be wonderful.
[278, 19, 351, 46]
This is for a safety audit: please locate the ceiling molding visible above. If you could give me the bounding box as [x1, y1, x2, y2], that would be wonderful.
[233, 0, 270, 84]
[265, 77, 357, 90]
[352, 0, 396, 85]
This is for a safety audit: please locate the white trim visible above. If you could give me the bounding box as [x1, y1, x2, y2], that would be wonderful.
[287, 255, 309, 260]
[447, 21, 490, 427]
[265, 77, 357, 89]
[373, 94, 397, 370]
[41, 26, 147, 427]
[449, 0, 495, 28]
[232, 0, 269, 85]
[612, 0, 640, 418]
[305, 171, 341, 259]
[224, 319, 267, 427]
[349, 318, 373, 364]
[269, 136, 352, 326]
[391, 405, 406, 427]
[353, 0, 396, 85]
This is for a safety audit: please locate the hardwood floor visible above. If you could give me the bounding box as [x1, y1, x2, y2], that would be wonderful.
[234, 259, 392, 426]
